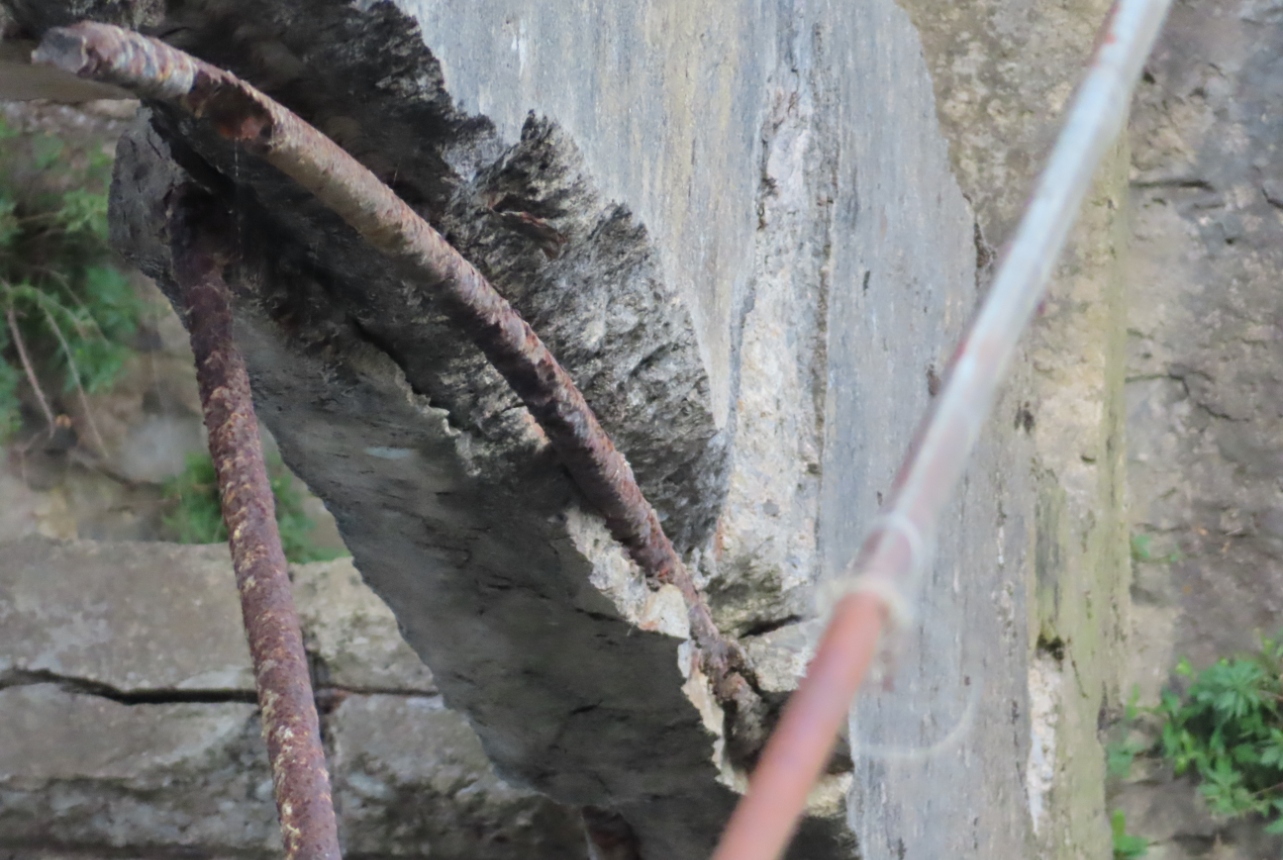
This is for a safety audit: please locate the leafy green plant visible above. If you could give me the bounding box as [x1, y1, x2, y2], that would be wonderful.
[162, 452, 345, 564]
[1111, 810, 1149, 859]
[1157, 636, 1283, 833]
[0, 114, 143, 441]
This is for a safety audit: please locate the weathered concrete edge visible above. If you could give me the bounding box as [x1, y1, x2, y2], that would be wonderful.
[106, 116, 853, 859]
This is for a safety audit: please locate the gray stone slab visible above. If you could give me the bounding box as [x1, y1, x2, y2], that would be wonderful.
[0, 538, 256, 693]
[294, 557, 437, 694]
[0, 537, 434, 695]
[0, 684, 281, 855]
[818, 3, 1034, 858]
[0, 536, 578, 857]
[0, 682, 585, 859]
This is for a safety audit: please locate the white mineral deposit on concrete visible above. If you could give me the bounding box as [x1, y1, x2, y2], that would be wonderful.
[1026, 652, 1063, 834]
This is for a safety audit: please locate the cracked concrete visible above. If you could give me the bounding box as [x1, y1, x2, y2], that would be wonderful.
[0, 538, 586, 860]
[0, 0, 1141, 856]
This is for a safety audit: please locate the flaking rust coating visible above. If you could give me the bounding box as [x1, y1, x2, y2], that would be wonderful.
[169, 191, 341, 860]
[35, 21, 751, 700]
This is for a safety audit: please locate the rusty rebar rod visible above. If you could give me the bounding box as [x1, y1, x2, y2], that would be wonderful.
[34, 21, 746, 698]
[169, 192, 341, 860]
[712, 1, 1173, 857]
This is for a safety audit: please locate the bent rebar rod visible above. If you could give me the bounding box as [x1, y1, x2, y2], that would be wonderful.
[33, 22, 748, 698]
[711, 1, 1173, 858]
[171, 191, 341, 860]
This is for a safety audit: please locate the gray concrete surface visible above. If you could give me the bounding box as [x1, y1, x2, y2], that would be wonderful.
[0, 538, 586, 859]
[1, 1, 1140, 856]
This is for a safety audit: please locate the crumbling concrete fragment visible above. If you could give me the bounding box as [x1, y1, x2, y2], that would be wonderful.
[83, 3, 816, 853]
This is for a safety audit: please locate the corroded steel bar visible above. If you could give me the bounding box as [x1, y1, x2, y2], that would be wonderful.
[170, 193, 341, 860]
[712, 0, 1173, 857]
[32, 23, 745, 694]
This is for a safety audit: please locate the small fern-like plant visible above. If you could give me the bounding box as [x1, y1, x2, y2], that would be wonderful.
[0, 114, 142, 441]
[162, 452, 345, 564]
[1158, 636, 1283, 833]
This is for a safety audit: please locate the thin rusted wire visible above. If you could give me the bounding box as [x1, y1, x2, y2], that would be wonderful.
[712, 0, 1173, 856]
[33, 22, 747, 697]
[170, 191, 341, 860]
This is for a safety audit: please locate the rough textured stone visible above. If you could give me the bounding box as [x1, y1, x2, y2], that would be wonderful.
[892, 2, 1136, 856]
[1018, 149, 1133, 860]
[0, 538, 257, 693]
[0, 540, 585, 858]
[1127, 0, 1283, 678]
[0, 684, 281, 856]
[0, 684, 587, 860]
[1117, 1, 1283, 855]
[899, 0, 1116, 239]
[1, 0, 161, 32]
[328, 694, 587, 859]
[295, 558, 437, 694]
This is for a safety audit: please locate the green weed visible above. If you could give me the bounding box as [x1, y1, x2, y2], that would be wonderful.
[1157, 636, 1283, 833]
[1106, 686, 1150, 780]
[162, 452, 345, 564]
[1111, 810, 1149, 859]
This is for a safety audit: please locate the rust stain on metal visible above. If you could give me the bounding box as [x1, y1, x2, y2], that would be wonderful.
[169, 190, 341, 860]
[35, 23, 749, 700]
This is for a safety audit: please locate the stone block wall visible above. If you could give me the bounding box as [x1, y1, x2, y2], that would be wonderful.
[0, 538, 587, 859]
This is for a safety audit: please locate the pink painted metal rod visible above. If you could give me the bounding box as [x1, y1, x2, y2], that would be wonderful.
[712, 1, 1172, 858]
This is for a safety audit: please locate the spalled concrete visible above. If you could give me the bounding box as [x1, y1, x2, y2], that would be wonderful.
[0, 0, 1139, 856]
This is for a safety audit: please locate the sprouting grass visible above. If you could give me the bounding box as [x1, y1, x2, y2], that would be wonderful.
[1106, 687, 1149, 780]
[1130, 533, 1182, 564]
